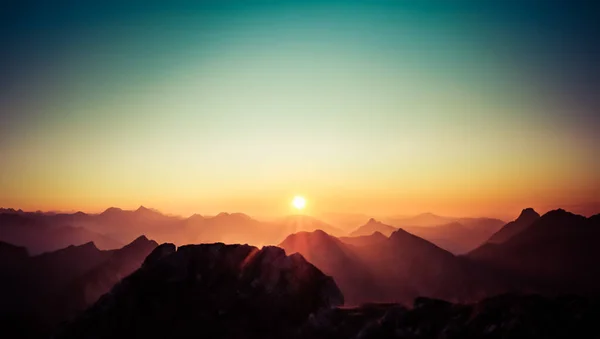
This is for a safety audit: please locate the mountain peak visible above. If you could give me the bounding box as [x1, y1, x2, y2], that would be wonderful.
[367, 217, 379, 224]
[135, 206, 161, 215]
[517, 208, 540, 220]
[101, 207, 123, 215]
[132, 235, 149, 243]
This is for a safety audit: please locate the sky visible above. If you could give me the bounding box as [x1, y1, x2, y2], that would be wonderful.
[1, 0, 599, 219]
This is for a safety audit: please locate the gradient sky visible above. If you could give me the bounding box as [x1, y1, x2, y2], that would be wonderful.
[1, 0, 599, 219]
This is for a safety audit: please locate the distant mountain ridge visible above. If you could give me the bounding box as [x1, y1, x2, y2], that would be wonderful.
[349, 218, 397, 237]
[279, 227, 505, 304]
[0, 207, 347, 251]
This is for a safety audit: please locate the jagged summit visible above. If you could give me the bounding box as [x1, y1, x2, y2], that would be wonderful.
[56, 243, 343, 339]
[484, 207, 542, 244]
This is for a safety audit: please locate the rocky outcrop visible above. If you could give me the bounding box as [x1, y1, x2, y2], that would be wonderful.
[297, 294, 600, 339]
[56, 243, 343, 339]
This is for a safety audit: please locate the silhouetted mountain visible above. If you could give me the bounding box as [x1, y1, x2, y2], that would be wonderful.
[353, 228, 469, 303]
[0, 212, 122, 254]
[339, 231, 388, 247]
[349, 218, 397, 237]
[56, 236, 158, 317]
[279, 230, 381, 304]
[92, 206, 182, 243]
[486, 208, 540, 244]
[1, 207, 345, 249]
[281, 228, 504, 304]
[184, 212, 267, 245]
[317, 212, 373, 232]
[0, 237, 157, 339]
[55, 243, 343, 339]
[402, 218, 505, 254]
[298, 294, 600, 339]
[468, 209, 600, 294]
[0, 241, 28, 266]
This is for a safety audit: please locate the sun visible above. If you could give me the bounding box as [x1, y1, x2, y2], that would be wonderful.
[292, 196, 306, 210]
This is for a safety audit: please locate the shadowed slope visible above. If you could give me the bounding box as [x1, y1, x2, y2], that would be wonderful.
[55, 243, 343, 339]
[339, 231, 388, 247]
[468, 209, 600, 294]
[487, 208, 540, 244]
[0, 236, 158, 339]
[281, 228, 505, 304]
[279, 230, 381, 304]
[0, 212, 123, 254]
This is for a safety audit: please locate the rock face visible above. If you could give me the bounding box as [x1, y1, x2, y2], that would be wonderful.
[297, 294, 600, 339]
[56, 243, 343, 339]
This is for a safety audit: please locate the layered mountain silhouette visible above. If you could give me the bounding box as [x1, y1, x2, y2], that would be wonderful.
[347, 217, 504, 254]
[402, 218, 505, 254]
[0, 212, 123, 254]
[55, 243, 343, 339]
[0, 208, 349, 253]
[468, 209, 600, 294]
[3, 205, 600, 338]
[280, 227, 506, 304]
[279, 230, 382, 303]
[0, 236, 157, 338]
[349, 218, 397, 237]
[338, 231, 387, 247]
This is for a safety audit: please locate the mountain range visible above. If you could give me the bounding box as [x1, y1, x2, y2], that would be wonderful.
[348, 216, 505, 254]
[1, 207, 501, 255]
[1, 206, 600, 338]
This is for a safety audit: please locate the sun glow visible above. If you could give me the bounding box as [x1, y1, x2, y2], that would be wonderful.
[292, 196, 306, 210]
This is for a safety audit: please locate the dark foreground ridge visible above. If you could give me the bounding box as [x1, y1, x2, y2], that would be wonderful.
[299, 294, 600, 339]
[56, 243, 343, 339]
[55, 243, 600, 339]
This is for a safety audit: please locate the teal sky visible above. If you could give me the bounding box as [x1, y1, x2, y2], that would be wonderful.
[1, 1, 599, 217]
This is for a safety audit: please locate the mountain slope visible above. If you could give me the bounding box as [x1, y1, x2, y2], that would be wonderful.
[0, 236, 158, 339]
[55, 243, 343, 339]
[280, 228, 502, 304]
[349, 218, 397, 237]
[0, 212, 123, 254]
[467, 209, 600, 294]
[402, 219, 504, 254]
[486, 208, 540, 244]
[279, 230, 380, 304]
[339, 231, 388, 247]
